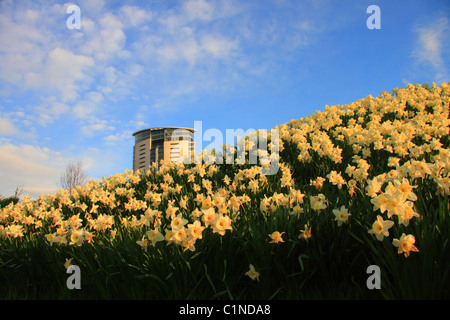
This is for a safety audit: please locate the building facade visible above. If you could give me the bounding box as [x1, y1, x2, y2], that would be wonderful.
[132, 127, 195, 171]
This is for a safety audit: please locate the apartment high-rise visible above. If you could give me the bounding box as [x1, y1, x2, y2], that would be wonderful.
[132, 126, 195, 171]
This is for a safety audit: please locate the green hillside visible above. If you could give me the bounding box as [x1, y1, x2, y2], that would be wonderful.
[1, 82, 449, 299]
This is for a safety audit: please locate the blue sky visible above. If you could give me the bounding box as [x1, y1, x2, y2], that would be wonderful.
[0, 0, 449, 199]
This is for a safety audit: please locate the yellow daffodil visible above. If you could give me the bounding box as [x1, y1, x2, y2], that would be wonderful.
[64, 258, 73, 269]
[332, 206, 351, 226]
[365, 177, 383, 198]
[298, 225, 312, 241]
[397, 201, 420, 226]
[212, 214, 232, 236]
[69, 229, 84, 246]
[46, 233, 57, 246]
[84, 230, 95, 244]
[201, 197, 213, 210]
[269, 231, 285, 244]
[187, 220, 205, 240]
[172, 228, 187, 244]
[245, 264, 260, 281]
[165, 205, 179, 219]
[370, 193, 388, 213]
[368, 215, 394, 241]
[310, 195, 327, 211]
[170, 214, 188, 231]
[202, 207, 217, 227]
[146, 229, 164, 246]
[393, 178, 418, 201]
[6, 224, 24, 238]
[384, 193, 407, 218]
[136, 235, 149, 251]
[290, 204, 303, 218]
[393, 233, 419, 257]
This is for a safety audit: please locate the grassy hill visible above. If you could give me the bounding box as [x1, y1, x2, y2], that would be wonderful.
[1, 82, 449, 299]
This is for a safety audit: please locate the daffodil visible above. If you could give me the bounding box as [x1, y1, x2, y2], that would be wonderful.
[64, 258, 73, 269]
[181, 239, 196, 252]
[332, 206, 351, 226]
[136, 236, 149, 251]
[172, 227, 187, 244]
[365, 177, 383, 198]
[310, 195, 327, 211]
[201, 197, 213, 210]
[245, 264, 260, 281]
[290, 204, 303, 218]
[146, 229, 164, 246]
[164, 229, 174, 245]
[327, 171, 346, 189]
[46, 232, 57, 246]
[212, 214, 232, 236]
[370, 193, 388, 213]
[170, 213, 188, 231]
[187, 220, 205, 240]
[384, 193, 407, 218]
[393, 178, 418, 201]
[69, 229, 84, 246]
[202, 207, 217, 227]
[165, 205, 179, 219]
[289, 189, 305, 205]
[397, 201, 420, 226]
[223, 175, 231, 185]
[269, 231, 285, 244]
[58, 235, 68, 245]
[387, 157, 401, 167]
[6, 224, 24, 238]
[310, 177, 325, 190]
[212, 195, 225, 208]
[298, 225, 312, 241]
[368, 215, 394, 241]
[84, 230, 95, 244]
[393, 233, 419, 257]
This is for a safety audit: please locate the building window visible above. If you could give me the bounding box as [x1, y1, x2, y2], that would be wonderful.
[135, 131, 150, 144]
[150, 140, 164, 164]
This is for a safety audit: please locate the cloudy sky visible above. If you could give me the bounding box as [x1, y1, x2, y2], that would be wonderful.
[0, 0, 449, 199]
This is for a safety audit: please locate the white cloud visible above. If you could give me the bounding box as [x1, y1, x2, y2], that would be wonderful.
[97, 66, 134, 99]
[78, 0, 105, 18]
[182, 0, 215, 22]
[29, 96, 71, 126]
[0, 143, 66, 199]
[73, 101, 97, 119]
[80, 120, 115, 136]
[0, 117, 18, 136]
[0, 141, 112, 199]
[0, 112, 36, 139]
[104, 130, 133, 145]
[85, 91, 104, 103]
[0, 3, 96, 102]
[80, 12, 127, 61]
[413, 17, 450, 83]
[0, 10, 47, 85]
[120, 5, 154, 28]
[201, 34, 238, 59]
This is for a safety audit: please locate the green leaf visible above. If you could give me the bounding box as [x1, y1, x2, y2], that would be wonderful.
[203, 264, 216, 293]
[268, 287, 282, 300]
[298, 253, 310, 272]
